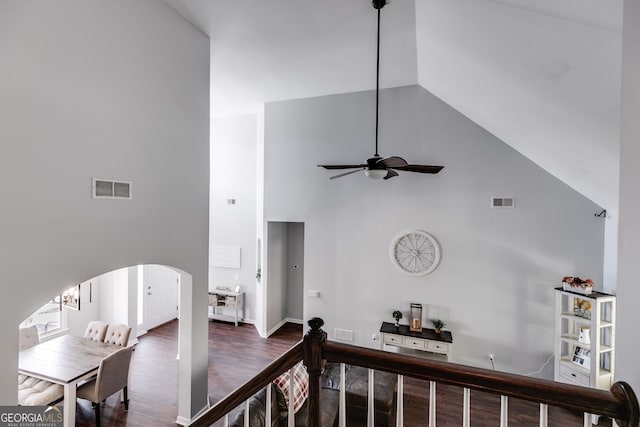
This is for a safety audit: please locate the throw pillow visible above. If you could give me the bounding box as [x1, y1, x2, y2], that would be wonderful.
[272, 361, 309, 414]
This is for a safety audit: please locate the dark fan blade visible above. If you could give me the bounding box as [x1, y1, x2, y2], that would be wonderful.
[383, 169, 399, 180]
[378, 156, 408, 168]
[318, 164, 367, 170]
[394, 164, 444, 174]
[330, 168, 365, 180]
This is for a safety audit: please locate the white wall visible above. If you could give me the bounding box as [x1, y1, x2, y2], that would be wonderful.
[64, 281, 100, 338]
[64, 268, 136, 341]
[415, 0, 622, 216]
[263, 85, 604, 376]
[266, 222, 287, 333]
[97, 268, 130, 326]
[285, 222, 304, 321]
[210, 115, 258, 321]
[615, 0, 640, 393]
[0, 1, 210, 419]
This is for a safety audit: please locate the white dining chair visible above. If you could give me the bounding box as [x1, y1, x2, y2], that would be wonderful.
[103, 323, 131, 347]
[84, 320, 108, 342]
[76, 346, 133, 427]
[17, 326, 64, 406]
[18, 325, 39, 351]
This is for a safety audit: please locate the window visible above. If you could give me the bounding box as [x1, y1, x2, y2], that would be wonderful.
[20, 297, 62, 335]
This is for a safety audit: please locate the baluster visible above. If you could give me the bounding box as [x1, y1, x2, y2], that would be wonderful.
[245, 399, 250, 427]
[428, 381, 436, 427]
[500, 395, 508, 427]
[463, 387, 470, 427]
[583, 413, 590, 427]
[368, 368, 375, 427]
[339, 363, 346, 427]
[224, 413, 229, 427]
[288, 366, 295, 427]
[266, 384, 272, 427]
[539, 403, 548, 427]
[396, 374, 404, 427]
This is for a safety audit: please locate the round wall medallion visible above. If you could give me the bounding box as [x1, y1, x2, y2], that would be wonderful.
[390, 230, 441, 276]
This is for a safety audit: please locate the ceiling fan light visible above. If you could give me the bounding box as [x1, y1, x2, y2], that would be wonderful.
[365, 169, 387, 180]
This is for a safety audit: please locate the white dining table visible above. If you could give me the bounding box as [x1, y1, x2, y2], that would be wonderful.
[19, 334, 121, 427]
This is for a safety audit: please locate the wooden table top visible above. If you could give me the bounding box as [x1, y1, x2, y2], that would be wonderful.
[19, 334, 121, 384]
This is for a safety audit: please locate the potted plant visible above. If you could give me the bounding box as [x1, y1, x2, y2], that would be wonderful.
[431, 319, 446, 334]
[392, 310, 402, 327]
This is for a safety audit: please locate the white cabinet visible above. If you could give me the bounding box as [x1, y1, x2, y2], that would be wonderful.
[379, 322, 452, 361]
[208, 289, 244, 326]
[554, 288, 615, 390]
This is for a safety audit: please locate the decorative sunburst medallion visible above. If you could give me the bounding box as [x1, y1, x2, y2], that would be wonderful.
[390, 230, 441, 276]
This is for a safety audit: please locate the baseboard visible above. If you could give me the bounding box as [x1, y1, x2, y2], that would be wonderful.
[285, 317, 303, 325]
[266, 319, 287, 337]
[266, 317, 303, 337]
[176, 400, 211, 425]
[175, 415, 191, 426]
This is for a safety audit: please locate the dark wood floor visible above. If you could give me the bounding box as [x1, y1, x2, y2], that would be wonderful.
[73, 319, 610, 426]
[74, 319, 303, 426]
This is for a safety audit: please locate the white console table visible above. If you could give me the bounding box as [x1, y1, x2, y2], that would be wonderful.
[208, 289, 244, 326]
[380, 322, 452, 361]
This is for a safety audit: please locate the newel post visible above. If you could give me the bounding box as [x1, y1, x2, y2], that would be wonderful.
[303, 317, 327, 427]
[611, 381, 640, 427]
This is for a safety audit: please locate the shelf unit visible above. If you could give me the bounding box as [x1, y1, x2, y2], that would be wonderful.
[554, 287, 616, 390]
[379, 322, 452, 361]
[208, 289, 244, 326]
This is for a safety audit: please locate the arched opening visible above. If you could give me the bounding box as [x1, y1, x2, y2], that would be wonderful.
[16, 264, 201, 425]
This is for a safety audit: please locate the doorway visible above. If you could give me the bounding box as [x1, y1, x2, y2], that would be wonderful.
[266, 222, 304, 335]
[139, 264, 179, 332]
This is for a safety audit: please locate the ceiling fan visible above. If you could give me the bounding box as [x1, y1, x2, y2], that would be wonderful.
[318, 0, 444, 180]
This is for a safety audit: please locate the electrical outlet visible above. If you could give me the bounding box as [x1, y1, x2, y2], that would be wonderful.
[371, 333, 378, 341]
[488, 353, 495, 362]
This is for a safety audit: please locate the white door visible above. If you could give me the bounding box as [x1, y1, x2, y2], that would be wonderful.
[143, 265, 179, 331]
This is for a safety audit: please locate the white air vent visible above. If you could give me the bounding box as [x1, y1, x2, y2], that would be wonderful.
[334, 328, 354, 342]
[92, 178, 132, 199]
[491, 196, 515, 208]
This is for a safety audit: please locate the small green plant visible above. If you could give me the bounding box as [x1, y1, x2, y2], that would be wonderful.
[392, 310, 402, 326]
[431, 319, 446, 332]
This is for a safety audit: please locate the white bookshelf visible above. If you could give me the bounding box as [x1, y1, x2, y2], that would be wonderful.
[554, 287, 616, 391]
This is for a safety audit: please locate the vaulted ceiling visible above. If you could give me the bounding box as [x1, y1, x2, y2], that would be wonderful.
[165, 0, 623, 211]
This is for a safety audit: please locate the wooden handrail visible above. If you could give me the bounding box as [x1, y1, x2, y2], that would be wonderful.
[188, 341, 304, 427]
[322, 340, 637, 425]
[188, 318, 639, 427]
[311, 318, 639, 427]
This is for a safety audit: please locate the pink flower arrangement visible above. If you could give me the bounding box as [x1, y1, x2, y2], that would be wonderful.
[562, 277, 594, 294]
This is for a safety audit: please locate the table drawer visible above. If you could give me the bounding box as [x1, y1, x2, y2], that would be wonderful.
[426, 341, 449, 353]
[383, 334, 403, 346]
[403, 337, 426, 350]
[559, 363, 590, 387]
